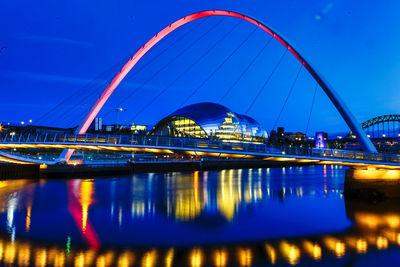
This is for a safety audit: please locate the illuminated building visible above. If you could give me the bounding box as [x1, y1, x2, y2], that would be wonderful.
[151, 103, 267, 143]
[268, 127, 306, 146]
[315, 132, 328, 148]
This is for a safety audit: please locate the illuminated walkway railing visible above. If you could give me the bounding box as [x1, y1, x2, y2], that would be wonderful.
[1, 133, 400, 164]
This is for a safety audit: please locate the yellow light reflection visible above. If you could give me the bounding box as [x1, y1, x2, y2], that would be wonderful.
[4, 243, 16, 265]
[17, 244, 30, 267]
[356, 239, 367, 253]
[323, 237, 345, 258]
[190, 248, 203, 267]
[303, 240, 321, 260]
[96, 251, 114, 267]
[80, 180, 94, 233]
[280, 241, 300, 265]
[265, 244, 276, 264]
[213, 249, 227, 267]
[35, 248, 47, 267]
[376, 236, 388, 250]
[165, 249, 174, 267]
[117, 251, 134, 267]
[25, 205, 31, 232]
[141, 250, 157, 267]
[237, 248, 252, 267]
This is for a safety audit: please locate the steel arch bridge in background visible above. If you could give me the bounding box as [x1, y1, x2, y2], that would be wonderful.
[356, 115, 400, 139]
[61, 9, 377, 161]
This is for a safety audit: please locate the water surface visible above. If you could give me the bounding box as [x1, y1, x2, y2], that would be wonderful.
[0, 165, 400, 266]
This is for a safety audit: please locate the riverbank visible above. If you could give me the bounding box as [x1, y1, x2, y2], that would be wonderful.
[39, 159, 316, 178]
[0, 160, 318, 179]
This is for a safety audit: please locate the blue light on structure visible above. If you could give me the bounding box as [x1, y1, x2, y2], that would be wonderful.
[315, 132, 327, 148]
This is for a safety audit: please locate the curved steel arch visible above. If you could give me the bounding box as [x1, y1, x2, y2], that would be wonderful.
[63, 10, 376, 160]
[361, 114, 400, 129]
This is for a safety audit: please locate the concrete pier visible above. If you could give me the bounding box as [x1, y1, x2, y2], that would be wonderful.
[344, 167, 400, 199]
[0, 163, 39, 179]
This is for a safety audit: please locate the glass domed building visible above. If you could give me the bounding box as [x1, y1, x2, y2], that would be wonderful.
[151, 102, 267, 143]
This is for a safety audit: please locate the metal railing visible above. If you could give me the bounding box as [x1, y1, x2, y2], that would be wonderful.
[1, 133, 400, 164]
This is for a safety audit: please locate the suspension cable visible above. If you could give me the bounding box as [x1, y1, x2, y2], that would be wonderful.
[62, 21, 206, 127]
[36, 19, 205, 128]
[180, 26, 258, 107]
[245, 48, 288, 114]
[271, 64, 303, 131]
[129, 20, 243, 121]
[305, 82, 319, 136]
[219, 36, 273, 102]
[34, 54, 131, 126]
[101, 18, 225, 120]
[121, 18, 207, 87]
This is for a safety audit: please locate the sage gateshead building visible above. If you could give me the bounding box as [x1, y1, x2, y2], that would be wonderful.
[150, 102, 268, 143]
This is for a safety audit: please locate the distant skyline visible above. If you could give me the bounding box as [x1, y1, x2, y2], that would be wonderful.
[1, 0, 399, 135]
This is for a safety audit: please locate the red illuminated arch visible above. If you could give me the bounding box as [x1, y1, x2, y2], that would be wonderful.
[62, 10, 376, 160]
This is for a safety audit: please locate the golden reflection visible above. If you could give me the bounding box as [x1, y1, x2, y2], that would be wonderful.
[165, 248, 174, 267]
[0, 241, 3, 260]
[25, 204, 31, 232]
[213, 249, 227, 267]
[53, 250, 65, 267]
[117, 251, 134, 267]
[17, 243, 30, 266]
[141, 250, 157, 267]
[237, 248, 252, 267]
[345, 237, 367, 254]
[323, 237, 345, 258]
[351, 168, 400, 180]
[189, 248, 203, 267]
[303, 240, 321, 260]
[75, 252, 85, 267]
[356, 239, 367, 253]
[80, 180, 94, 233]
[280, 241, 300, 265]
[376, 236, 388, 249]
[4, 243, 16, 265]
[265, 244, 276, 264]
[96, 251, 114, 267]
[217, 170, 241, 221]
[34, 248, 47, 267]
[354, 212, 400, 229]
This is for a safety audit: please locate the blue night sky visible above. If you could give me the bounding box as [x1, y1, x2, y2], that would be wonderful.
[1, 0, 399, 135]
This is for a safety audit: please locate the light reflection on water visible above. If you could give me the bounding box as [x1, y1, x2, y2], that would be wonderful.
[0, 166, 399, 265]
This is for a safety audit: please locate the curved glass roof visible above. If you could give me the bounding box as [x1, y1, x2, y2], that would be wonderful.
[153, 102, 267, 142]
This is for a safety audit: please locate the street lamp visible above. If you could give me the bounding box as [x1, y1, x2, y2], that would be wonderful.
[114, 108, 127, 129]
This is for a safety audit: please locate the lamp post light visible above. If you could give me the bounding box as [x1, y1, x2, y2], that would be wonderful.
[114, 108, 127, 130]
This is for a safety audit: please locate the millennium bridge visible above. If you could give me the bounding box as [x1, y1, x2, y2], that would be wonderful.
[1, 133, 400, 170]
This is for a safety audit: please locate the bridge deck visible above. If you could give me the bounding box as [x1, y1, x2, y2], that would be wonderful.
[0, 133, 399, 168]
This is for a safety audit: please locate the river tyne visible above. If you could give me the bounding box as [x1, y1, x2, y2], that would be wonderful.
[0, 165, 400, 266]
